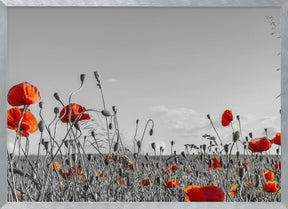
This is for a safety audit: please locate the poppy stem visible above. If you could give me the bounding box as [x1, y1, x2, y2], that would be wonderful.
[208, 117, 223, 146]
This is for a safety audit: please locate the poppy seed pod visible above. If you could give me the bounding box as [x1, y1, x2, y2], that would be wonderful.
[149, 128, 153, 136]
[236, 115, 240, 120]
[156, 162, 159, 169]
[38, 120, 45, 133]
[119, 168, 123, 177]
[245, 136, 249, 142]
[101, 110, 111, 117]
[276, 148, 279, 154]
[54, 107, 59, 114]
[53, 93, 61, 101]
[264, 128, 267, 133]
[170, 140, 175, 146]
[80, 74, 86, 85]
[39, 101, 44, 109]
[109, 123, 113, 130]
[91, 131, 95, 138]
[249, 132, 253, 139]
[236, 151, 240, 159]
[207, 114, 211, 119]
[137, 140, 141, 150]
[64, 140, 69, 148]
[233, 131, 240, 142]
[145, 154, 149, 162]
[151, 142, 156, 150]
[113, 142, 119, 152]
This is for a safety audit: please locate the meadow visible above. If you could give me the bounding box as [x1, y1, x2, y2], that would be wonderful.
[6, 73, 281, 202]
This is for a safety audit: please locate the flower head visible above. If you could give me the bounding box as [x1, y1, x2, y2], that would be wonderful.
[8, 82, 40, 106]
[212, 157, 220, 170]
[171, 164, 178, 171]
[221, 110, 233, 126]
[185, 185, 225, 202]
[59, 103, 90, 123]
[166, 179, 179, 188]
[142, 178, 150, 186]
[7, 108, 38, 137]
[264, 170, 274, 181]
[263, 181, 278, 193]
[271, 133, 281, 145]
[248, 137, 271, 153]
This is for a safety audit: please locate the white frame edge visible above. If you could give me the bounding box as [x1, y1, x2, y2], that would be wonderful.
[0, 1, 288, 209]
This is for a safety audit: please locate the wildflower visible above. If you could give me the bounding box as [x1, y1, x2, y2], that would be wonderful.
[166, 179, 179, 188]
[221, 110, 233, 126]
[207, 162, 212, 169]
[212, 157, 220, 170]
[119, 178, 124, 185]
[248, 137, 271, 153]
[171, 164, 178, 171]
[7, 82, 40, 106]
[62, 168, 72, 180]
[264, 170, 274, 181]
[7, 108, 38, 137]
[47, 161, 61, 171]
[274, 160, 281, 170]
[59, 103, 90, 123]
[263, 181, 278, 193]
[142, 178, 150, 186]
[230, 184, 237, 196]
[185, 185, 225, 202]
[271, 133, 281, 145]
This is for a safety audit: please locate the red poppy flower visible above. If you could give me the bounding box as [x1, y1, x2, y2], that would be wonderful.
[212, 157, 220, 170]
[171, 164, 178, 171]
[248, 137, 271, 153]
[166, 179, 179, 188]
[7, 108, 38, 137]
[230, 185, 237, 196]
[59, 103, 90, 123]
[263, 181, 278, 193]
[62, 168, 72, 180]
[271, 133, 281, 145]
[221, 110, 233, 126]
[185, 185, 225, 202]
[142, 178, 150, 186]
[264, 170, 274, 181]
[119, 178, 124, 185]
[207, 162, 212, 169]
[273, 160, 281, 170]
[8, 82, 40, 106]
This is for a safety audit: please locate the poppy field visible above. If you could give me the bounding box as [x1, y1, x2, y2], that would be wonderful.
[6, 73, 281, 202]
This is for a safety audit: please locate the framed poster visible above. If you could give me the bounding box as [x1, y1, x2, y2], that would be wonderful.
[0, 0, 288, 209]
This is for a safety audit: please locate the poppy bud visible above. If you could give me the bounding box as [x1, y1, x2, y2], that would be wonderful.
[244, 144, 247, 149]
[145, 154, 149, 161]
[220, 157, 223, 167]
[245, 136, 249, 142]
[233, 131, 240, 142]
[173, 150, 176, 155]
[113, 142, 119, 152]
[101, 110, 111, 117]
[224, 144, 229, 154]
[202, 144, 206, 152]
[112, 106, 117, 113]
[259, 155, 263, 162]
[94, 71, 100, 83]
[149, 128, 153, 136]
[156, 162, 159, 169]
[104, 158, 109, 165]
[255, 175, 259, 188]
[39, 101, 44, 109]
[109, 123, 113, 130]
[9, 153, 13, 160]
[141, 162, 145, 168]
[44, 141, 49, 151]
[137, 140, 141, 150]
[72, 153, 76, 161]
[54, 107, 59, 114]
[91, 131, 95, 138]
[276, 148, 279, 154]
[249, 132, 253, 138]
[151, 142, 156, 150]
[207, 114, 211, 120]
[264, 128, 267, 133]
[53, 92, 61, 101]
[74, 122, 80, 131]
[119, 168, 123, 177]
[38, 120, 45, 133]
[170, 140, 175, 146]
[266, 157, 270, 164]
[64, 140, 69, 148]
[133, 153, 138, 159]
[80, 74, 86, 85]
[181, 151, 186, 159]
[87, 154, 92, 161]
[174, 157, 179, 164]
[239, 168, 244, 179]
[236, 115, 240, 120]
[215, 147, 218, 152]
[236, 151, 239, 159]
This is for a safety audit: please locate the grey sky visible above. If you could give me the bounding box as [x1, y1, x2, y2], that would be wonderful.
[7, 8, 280, 155]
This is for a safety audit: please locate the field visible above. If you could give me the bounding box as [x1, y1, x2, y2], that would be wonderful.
[6, 73, 281, 202]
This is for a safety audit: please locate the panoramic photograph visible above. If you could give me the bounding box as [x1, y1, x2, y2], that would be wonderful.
[6, 8, 280, 202]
